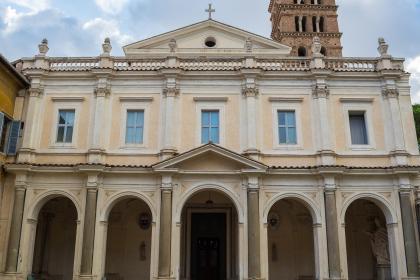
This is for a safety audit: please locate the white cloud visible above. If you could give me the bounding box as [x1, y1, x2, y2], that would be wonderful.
[94, 0, 130, 14]
[83, 18, 133, 47]
[5, 0, 50, 12]
[407, 56, 420, 104]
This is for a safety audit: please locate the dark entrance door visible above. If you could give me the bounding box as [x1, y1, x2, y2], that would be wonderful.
[191, 213, 226, 280]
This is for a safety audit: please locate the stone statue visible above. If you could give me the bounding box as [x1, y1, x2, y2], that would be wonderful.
[311, 36, 322, 57]
[366, 217, 390, 265]
[169, 39, 177, 53]
[245, 37, 253, 53]
[377, 37, 389, 57]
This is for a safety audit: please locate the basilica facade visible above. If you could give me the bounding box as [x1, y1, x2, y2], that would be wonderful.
[1, 1, 420, 280]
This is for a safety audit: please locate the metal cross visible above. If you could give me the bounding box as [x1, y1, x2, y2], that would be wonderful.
[206, 3, 215, 19]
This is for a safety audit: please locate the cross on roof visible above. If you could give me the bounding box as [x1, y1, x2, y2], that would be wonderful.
[206, 3, 215, 20]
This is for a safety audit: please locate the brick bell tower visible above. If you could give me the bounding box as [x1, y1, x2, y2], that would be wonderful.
[269, 0, 343, 57]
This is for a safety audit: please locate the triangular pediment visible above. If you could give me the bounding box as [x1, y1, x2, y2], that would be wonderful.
[153, 143, 267, 172]
[123, 19, 291, 58]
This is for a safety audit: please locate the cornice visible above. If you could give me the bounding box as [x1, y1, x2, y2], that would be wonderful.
[273, 4, 338, 11]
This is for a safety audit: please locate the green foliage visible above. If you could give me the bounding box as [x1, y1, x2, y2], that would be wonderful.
[413, 104, 420, 145]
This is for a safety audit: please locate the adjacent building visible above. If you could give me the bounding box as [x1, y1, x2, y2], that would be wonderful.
[0, 3, 420, 280]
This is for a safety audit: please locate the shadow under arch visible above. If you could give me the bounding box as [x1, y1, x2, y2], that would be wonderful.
[340, 192, 397, 225]
[100, 191, 157, 223]
[28, 190, 82, 222]
[263, 192, 322, 225]
[175, 183, 245, 224]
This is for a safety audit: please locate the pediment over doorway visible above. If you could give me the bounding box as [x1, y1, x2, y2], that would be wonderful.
[152, 143, 267, 173]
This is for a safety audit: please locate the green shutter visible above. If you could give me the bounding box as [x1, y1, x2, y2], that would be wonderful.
[6, 121, 21, 156]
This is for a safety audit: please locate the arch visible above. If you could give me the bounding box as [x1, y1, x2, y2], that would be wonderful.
[100, 191, 157, 222]
[263, 192, 322, 225]
[28, 190, 82, 221]
[175, 184, 244, 223]
[298, 46, 307, 57]
[320, 46, 327, 56]
[319, 17, 325, 32]
[340, 193, 397, 225]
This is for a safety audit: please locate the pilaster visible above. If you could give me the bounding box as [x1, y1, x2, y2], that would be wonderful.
[310, 37, 336, 165]
[241, 69, 262, 160]
[247, 175, 263, 280]
[5, 172, 28, 273]
[398, 176, 420, 278]
[18, 85, 44, 163]
[160, 71, 181, 159]
[158, 174, 174, 279]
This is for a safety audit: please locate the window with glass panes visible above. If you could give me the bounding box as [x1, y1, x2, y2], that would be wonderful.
[56, 109, 75, 143]
[349, 112, 368, 145]
[201, 110, 219, 144]
[125, 110, 144, 144]
[278, 111, 297, 144]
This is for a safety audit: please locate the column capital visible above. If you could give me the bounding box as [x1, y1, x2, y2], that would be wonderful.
[382, 88, 399, 99]
[94, 84, 111, 97]
[29, 87, 44, 97]
[163, 86, 180, 97]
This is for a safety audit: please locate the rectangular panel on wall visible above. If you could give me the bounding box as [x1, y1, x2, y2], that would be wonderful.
[6, 120, 21, 155]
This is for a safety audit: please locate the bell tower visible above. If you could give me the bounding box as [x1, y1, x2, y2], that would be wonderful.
[269, 0, 343, 57]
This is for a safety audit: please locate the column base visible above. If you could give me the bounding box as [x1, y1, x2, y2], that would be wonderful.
[402, 278, 420, 280]
[155, 277, 176, 280]
[0, 272, 25, 280]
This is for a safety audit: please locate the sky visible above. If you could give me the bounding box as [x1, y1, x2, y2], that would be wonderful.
[0, 0, 420, 102]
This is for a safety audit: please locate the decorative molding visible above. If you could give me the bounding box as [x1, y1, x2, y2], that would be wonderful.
[269, 97, 303, 103]
[119, 97, 154, 102]
[242, 86, 259, 97]
[382, 88, 399, 99]
[312, 85, 330, 99]
[29, 87, 44, 97]
[163, 87, 180, 97]
[94, 85, 111, 97]
[193, 97, 228, 102]
[51, 97, 85, 102]
[339, 97, 374, 103]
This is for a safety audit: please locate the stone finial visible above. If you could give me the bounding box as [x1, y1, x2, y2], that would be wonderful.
[377, 37, 389, 57]
[311, 36, 322, 57]
[169, 39, 177, 53]
[245, 37, 253, 53]
[102, 37, 112, 55]
[38, 38, 49, 55]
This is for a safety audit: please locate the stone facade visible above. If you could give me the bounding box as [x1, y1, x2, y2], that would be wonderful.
[269, 0, 343, 57]
[0, 16, 419, 280]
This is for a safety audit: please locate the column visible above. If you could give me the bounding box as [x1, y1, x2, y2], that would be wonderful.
[161, 74, 179, 159]
[5, 186, 26, 272]
[18, 86, 43, 162]
[158, 175, 173, 279]
[399, 186, 420, 277]
[247, 176, 261, 279]
[323, 176, 342, 280]
[80, 188, 98, 275]
[242, 73, 260, 158]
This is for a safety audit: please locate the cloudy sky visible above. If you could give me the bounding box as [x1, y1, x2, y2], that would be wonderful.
[1, 0, 420, 102]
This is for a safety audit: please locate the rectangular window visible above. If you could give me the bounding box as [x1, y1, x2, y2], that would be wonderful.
[349, 112, 368, 145]
[201, 110, 219, 144]
[0, 113, 13, 153]
[56, 109, 75, 143]
[125, 110, 144, 144]
[278, 111, 297, 144]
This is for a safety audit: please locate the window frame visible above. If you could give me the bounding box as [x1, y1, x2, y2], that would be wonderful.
[0, 112, 13, 154]
[277, 110, 298, 145]
[272, 102, 303, 150]
[119, 102, 150, 150]
[195, 102, 225, 146]
[50, 104, 80, 148]
[125, 109, 145, 145]
[201, 110, 220, 144]
[56, 109, 76, 144]
[343, 103, 376, 151]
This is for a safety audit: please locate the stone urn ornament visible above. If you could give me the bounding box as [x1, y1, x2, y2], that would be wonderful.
[377, 37, 389, 57]
[102, 37, 112, 55]
[38, 38, 49, 55]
